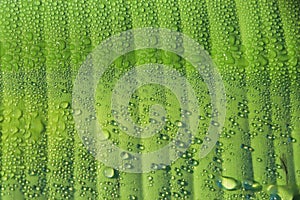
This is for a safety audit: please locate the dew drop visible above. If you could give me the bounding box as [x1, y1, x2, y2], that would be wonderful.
[242, 179, 262, 191]
[103, 167, 115, 178]
[120, 152, 131, 160]
[59, 101, 69, 109]
[216, 176, 241, 191]
[98, 129, 111, 141]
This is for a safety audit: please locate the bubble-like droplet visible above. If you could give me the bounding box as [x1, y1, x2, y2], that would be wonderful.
[24, 131, 32, 140]
[216, 176, 241, 191]
[148, 176, 153, 181]
[72, 109, 82, 116]
[242, 179, 262, 191]
[59, 101, 69, 109]
[11, 108, 22, 119]
[175, 120, 184, 127]
[128, 195, 137, 200]
[137, 144, 145, 150]
[98, 129, 111, 141]
[25, 32, 34, 41]
[241, 144, 255, 152]
[120, 152, 131, 160]
[270, 194, 281, 200]
[267, 185, 298, 200]
[103, 167, 115, 178]
[124, 163, 133, 169]
[57, 40, 67, 50]
[151, 163, 160, 170]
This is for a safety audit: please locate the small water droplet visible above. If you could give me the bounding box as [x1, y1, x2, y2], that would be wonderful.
[25, 32, 34, 41]
[175, 120, 184, 127]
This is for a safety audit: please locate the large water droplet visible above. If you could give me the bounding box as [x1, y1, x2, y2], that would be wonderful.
[98, 129, 111, 141]
[242, 179, 262, 191]
[216, 176, 241, 191]
[270, 194, 281, 200]
[120, 152, 131, 160]
[103, 167, 115, 178]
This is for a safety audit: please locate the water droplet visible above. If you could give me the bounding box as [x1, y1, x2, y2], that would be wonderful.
[124, 163, 133, 169]
[223, 52, 235, 64]
[11, 108, 22, 119]
[216, 176, 241, 191]
[137, 144, 145, 150]
[72, 109, 82, 116]
[98, 129, 110, 141]
[175, 120, 184, 127]
[25, 32, 34, 41]
[57, 40, 66, 50]
[59, 101, 69, 109]
[270, 194, 281, 200]
[120, 152, 131, 160]
[242, 180, 262, 191]
[103, 167, 115, 178]
[241, 144, 254, 152]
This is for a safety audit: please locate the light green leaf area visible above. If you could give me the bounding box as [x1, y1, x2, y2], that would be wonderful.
[0, 0, 299, 199]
